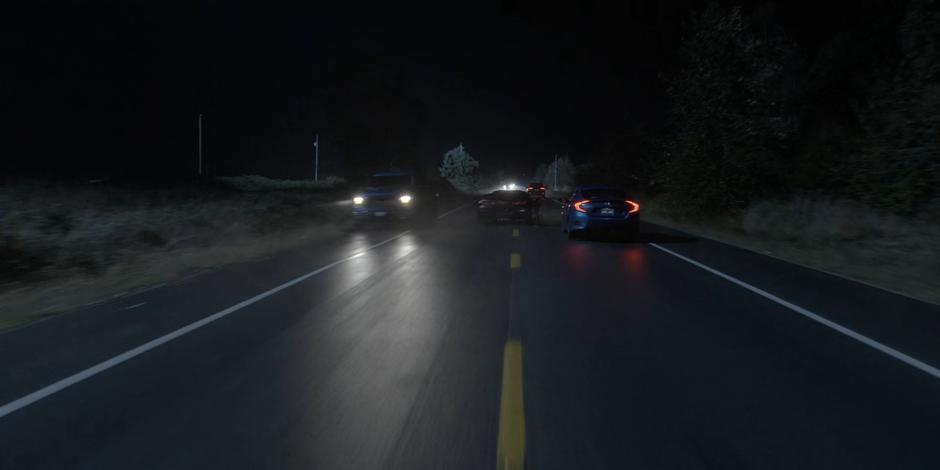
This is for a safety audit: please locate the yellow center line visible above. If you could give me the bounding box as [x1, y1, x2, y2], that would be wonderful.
[510, 253, 521, 269]
[497, 340, 526, 470]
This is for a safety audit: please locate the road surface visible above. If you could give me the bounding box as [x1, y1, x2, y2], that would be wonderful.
[1, 201, 939, 469]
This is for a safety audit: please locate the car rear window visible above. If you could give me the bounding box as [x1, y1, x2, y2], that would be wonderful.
[582, 189, 626, 200]
[494, 190, 531, 201]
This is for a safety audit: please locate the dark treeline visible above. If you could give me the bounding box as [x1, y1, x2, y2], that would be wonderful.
[583, 0, 939, 217]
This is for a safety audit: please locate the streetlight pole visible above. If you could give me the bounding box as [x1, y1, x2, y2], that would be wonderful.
[197, 113, 204, 177]
[314, 133, 319, 181]
[553, 154, 558, 190]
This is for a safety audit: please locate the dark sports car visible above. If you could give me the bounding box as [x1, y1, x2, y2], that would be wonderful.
[477, 190, 540, 224]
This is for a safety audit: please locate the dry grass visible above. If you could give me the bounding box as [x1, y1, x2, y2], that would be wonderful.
[643, 195, 940, 305]
[216, 174, 346, 192]
[0, 179, 348, 328]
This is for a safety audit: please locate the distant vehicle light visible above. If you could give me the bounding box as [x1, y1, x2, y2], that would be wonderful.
[573, 200, 590, 213]
[399, 194, 412, 204]
[625, 200, 640, 214]
[353, 196, 365, 205]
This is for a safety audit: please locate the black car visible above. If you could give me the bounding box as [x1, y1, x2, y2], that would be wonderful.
[477, 190, 540, 224]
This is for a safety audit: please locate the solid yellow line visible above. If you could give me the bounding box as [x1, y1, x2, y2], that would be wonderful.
[512, 228, 519, 237]
[497, 340, 526, 470]
[510, 253, 521, 269]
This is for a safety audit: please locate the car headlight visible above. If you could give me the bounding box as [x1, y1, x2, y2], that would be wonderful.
[399, 194, 412, 204]
[353, 196, 365, 205]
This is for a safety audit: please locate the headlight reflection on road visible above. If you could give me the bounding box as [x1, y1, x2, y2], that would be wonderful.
[392, 233, 417, 259]
[342, 235, 381, 284]
[343, 234, 419, 285]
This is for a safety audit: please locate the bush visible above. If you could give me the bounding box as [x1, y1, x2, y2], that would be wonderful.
[660, 5, 797, 215]
[0, 180, 340, 290]
[841, 0, 940, 215]
[216, 175, 346, 192]
[439, 144, 481, 193]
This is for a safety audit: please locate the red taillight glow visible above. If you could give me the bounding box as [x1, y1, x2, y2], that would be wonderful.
[573, 200, 590, 213]
[625, 200, 640, 214]
[512, 200, 528, 206]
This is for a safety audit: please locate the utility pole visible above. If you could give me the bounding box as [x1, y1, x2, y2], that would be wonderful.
[314, 133, 320, 181]
[197, 113, 204, 177]
[553, 154, 558, 190]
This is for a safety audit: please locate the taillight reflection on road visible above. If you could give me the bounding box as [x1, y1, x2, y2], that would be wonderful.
[620, 248, 649, 281]
[562, 244, 592, 274]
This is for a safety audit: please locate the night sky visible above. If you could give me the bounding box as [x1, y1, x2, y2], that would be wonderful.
[2, 0, 893, 180]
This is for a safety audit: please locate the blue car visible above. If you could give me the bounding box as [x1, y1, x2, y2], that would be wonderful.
[561, 185, 640, 240]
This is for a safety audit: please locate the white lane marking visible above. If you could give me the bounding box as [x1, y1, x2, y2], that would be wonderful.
[437, 204, 467, 219]
[125, 302, 147, 310]
[649, 243, 940, 380]
[0, 231, 412, 419]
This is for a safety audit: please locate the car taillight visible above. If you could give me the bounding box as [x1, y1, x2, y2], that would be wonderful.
[625, 200, 640, 214]
[573, 200, 590, 213]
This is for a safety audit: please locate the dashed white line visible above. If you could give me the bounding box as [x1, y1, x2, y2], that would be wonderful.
[649, 242, 940, 380]
[125, 302, 147, 310]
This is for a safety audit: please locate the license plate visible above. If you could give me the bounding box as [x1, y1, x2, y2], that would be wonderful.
[600, 208, 615, 215]
[373, 211, 387, 217]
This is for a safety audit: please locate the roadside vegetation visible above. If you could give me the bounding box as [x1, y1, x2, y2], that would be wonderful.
[643, 196, 940, 305]
[544, 2, 940, 304]
[0, 177, 349, 328]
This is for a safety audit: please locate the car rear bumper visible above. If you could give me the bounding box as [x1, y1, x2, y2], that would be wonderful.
[477, 207, 533, 220]
[569, 213, 639, 232]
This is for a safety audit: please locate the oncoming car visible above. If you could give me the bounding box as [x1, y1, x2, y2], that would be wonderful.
[477, 190, 540, 224]
[561, 185, 640, 240]
[351, 171, 438, 224]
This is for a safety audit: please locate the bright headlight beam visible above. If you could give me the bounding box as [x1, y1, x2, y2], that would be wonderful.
[399, 194, 412, 204]
[353, 196, 364, 205]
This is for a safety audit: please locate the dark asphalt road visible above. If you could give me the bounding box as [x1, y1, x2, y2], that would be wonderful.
[2, 202, 939, 469]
